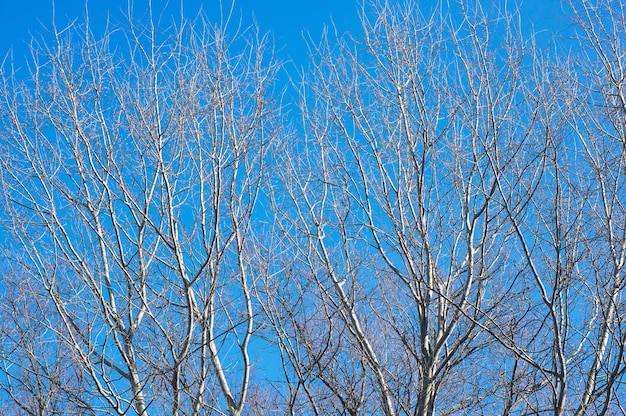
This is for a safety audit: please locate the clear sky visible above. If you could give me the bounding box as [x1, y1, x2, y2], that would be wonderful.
[1, 0, 570, 70]
[0, 0, 362, 68]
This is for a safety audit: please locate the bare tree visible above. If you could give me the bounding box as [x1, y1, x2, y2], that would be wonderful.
[0, 6, 278, 415]
[567, 0, 626, 413]
[262, 1, 626, 415]
[2, 0, 626, 415]
[480, 0, 626, 413]
[264, 2, 533, 415]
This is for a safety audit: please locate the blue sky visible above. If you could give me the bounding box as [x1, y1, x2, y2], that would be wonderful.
[1, 0, 569, 70]
[0, 0, 361, 68]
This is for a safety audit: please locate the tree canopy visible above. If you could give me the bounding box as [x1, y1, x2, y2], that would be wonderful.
[1, 1, 626, 415]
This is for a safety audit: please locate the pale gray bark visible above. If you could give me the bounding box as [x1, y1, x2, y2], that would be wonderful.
[0, 5, 277, 415]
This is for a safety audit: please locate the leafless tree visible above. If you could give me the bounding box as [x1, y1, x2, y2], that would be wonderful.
[264, 2, 533, 415]
[0, 6, 279, 415]
[474, 0, 626, 413]
[262, 0, 626, 415]
[2, 0, 626, 415]
[566, 0, 626, 413]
